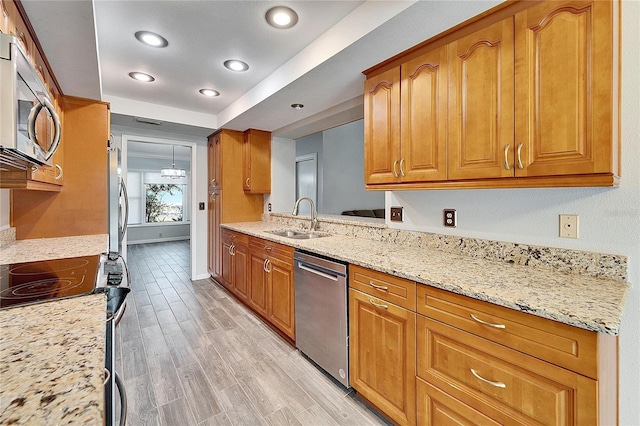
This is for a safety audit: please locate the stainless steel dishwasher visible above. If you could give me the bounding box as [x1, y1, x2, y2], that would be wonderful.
[294, 251, 349, 388]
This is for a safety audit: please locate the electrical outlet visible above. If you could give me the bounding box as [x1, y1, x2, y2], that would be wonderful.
[199, 202, 205, 210]
[268, 203, 272, 212]
[390, 206, 404, 222]
[444, 209, 457, 227]
[559, 214, 579, 238]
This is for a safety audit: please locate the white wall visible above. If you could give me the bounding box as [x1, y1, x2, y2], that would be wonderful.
[266, 136, 296, 214]
[386, 4, 640, 422]
[0, 189, 9, 230]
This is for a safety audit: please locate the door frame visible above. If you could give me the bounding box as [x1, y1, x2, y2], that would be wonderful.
[295, 153, 318, 209]
[121, 134, 198, 280]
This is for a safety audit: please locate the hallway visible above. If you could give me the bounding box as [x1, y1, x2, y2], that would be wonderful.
[118, 241, 387, 425]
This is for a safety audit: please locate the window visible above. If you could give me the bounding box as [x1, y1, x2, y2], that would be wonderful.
[145, 183, 184, 222]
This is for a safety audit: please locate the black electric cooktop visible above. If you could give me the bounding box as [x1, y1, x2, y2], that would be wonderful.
[0, 255, 100, 310]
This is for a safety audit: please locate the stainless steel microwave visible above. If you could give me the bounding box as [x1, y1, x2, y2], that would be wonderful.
[0, 33, 61, 169]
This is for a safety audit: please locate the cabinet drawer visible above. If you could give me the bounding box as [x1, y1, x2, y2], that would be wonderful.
[416, 377, 500, 426]
[350, 265, 416, 310]
[221, 229, 248, 246]
[249, 236, 293, 262]
[416, 285, 597, 378]
[417, 315, 597, 425]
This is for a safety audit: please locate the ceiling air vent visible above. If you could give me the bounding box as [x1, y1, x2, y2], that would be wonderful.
[134, 117, 162, 126]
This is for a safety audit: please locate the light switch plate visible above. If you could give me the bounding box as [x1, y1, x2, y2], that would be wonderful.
[390, 206, 404, 222]
[559, 214, 579, 238]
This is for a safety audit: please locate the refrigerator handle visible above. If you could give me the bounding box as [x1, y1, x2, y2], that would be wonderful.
[119, 177, 129, 242]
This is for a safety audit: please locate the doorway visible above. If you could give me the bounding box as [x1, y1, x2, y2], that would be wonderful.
[295, 154, 318, 215]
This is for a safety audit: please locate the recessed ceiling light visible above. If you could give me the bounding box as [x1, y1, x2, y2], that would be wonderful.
[224, 60, 249, 72]
[291, 103, 304, 110]
[134, 31, 168, 48]
[266, 6, 298, 29]
[199, 89, 220, 97]
[129, 72, 155, 82]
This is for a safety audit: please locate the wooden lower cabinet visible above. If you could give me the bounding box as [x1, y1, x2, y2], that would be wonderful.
[349, 288, 416, 426]
[417, 377, 500, 426]
[245, 236, 295, 340]
[220, 229, 249, 302]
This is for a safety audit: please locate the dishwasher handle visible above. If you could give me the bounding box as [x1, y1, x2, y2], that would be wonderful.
[297, 262, 340, 281]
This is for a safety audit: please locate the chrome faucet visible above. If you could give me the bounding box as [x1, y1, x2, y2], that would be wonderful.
[292, 197, 318, 232]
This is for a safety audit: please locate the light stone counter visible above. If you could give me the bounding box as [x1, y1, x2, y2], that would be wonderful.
[0, 233, 109, 424]
[0, 234, 108, 264]
[223, 220, 629, 335]
[0, 294, 106, 425]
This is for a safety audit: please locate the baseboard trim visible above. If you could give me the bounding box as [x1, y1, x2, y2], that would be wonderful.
[127, 236, 190, 245]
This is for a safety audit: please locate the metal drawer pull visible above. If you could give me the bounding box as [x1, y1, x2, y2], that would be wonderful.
[55, 164, 63, 180]
[471, 369, 506, 389]
[504, 144, 511, 170]
[246, 178, 250, 187]
[368, 282, 388, 291]
[470, 314, 506, 329]
[103, 368, 111, 386]
[516, 143, 524, 169]
[265, 259, 272, 273]
[369, 298, 388, 309]
[399, 158, 406, 177]
[392, 160, 399, 178]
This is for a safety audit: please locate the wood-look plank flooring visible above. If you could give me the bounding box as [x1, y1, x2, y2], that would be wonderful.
[117, 241, 389, 426]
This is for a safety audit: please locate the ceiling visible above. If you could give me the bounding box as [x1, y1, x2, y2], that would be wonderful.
[21, 0, 504, 138]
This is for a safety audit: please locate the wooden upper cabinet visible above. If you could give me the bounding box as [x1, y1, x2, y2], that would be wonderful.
[1, 0, 11, 34]
[242, 129, 271, 194]
[514, 0, 619, 178]
[364, 67, 401, 185]
[401, 46, 448, 182]
[448, 17, 515, 180]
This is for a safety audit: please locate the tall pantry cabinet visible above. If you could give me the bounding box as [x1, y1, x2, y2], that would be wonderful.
[207, 129, 264, 279]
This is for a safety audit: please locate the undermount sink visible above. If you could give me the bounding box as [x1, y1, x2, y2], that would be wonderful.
[266, 229, 329, 239]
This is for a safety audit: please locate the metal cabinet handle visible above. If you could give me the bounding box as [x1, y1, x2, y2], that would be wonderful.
[103, 368, 111, 386]
[470, 314, 506, 329]
[504, 144, 511, 170]
[114, 300, 127, 326]
[392, 160, 399, 178]
[264, 246, 272, 252]
[210, 193, 216, 202]
[114, 371, 128, 426]
[298, 263, 338, 281]
[369, 298, 388, 309]
[369, 281, 388, 291]
[517, 143, 524, 169]
[210, 178, 217, 187]
[470, 368, 506, 389]
[399, 158, 406, 177]
[228, 244, 235, 256]
[245, 178, 250, 188]
[263, 259, 272, 273]
[54, 164, 63, 180]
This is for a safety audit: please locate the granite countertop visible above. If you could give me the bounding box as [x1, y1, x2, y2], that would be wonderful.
[0, 294, 106, 425]
[0, 233, 109, 424]
[222, 221, 629, 335]
[0, 234, 108, 265]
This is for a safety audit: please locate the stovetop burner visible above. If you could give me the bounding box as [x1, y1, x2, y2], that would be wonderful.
[0, 255, 100, 310]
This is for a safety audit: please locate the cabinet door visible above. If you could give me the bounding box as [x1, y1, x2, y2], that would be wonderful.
[349, 289, 416, 426]
[515, 0, 618, 177]
[243, 129, 271, 194]
[267, 256, 295, 340]
[221, 238, 233, 291]
[364, 67, 401, 185]
[248, 251, 269, 318]
[448, 18, 515, 180]
[400, 46, 448, 182]
[233, 242, 249, 303]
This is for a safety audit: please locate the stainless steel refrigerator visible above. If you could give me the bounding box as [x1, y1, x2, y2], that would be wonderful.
[108, 144, 129, 254]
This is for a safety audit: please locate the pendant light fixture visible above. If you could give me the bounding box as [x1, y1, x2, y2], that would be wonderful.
[160, 145, 186, 179]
